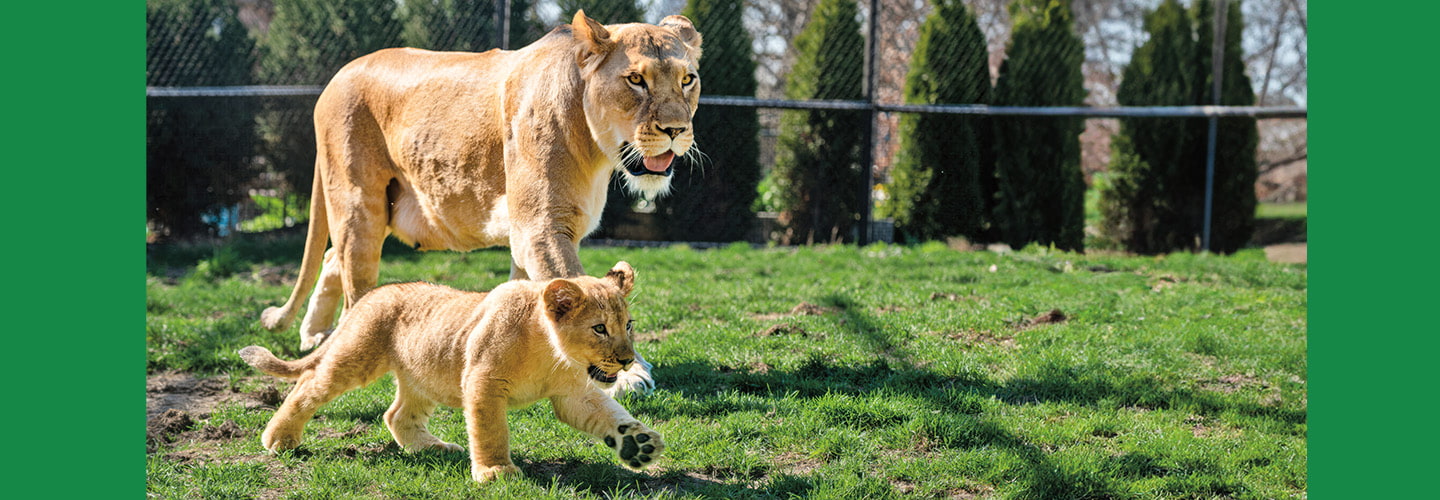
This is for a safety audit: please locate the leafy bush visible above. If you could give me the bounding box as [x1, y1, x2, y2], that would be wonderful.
[653, 0, 762, 242]
[1101, 0, 1258, 254]
[990, 0, 1087, 251]
[880, 0, 993, 242]
[762, 0, 867, 244]
[146, 0, 259, 238]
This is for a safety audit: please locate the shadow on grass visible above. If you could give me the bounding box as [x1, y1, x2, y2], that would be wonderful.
[630, 293, 1299, 498]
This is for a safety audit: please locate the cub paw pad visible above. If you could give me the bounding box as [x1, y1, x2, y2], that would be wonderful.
[606, 422, 663, 471]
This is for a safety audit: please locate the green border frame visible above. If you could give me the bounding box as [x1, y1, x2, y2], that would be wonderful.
[1310, 0, 1436, 497]
[8, 1, 138, 494]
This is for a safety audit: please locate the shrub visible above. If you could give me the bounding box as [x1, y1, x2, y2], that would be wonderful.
[990, 0, 1088, 251]
[653, 0, 762, 242]
[880, 0, 992, 242]
[146, 0, 259, 238]
[1101, 0, 1258, 254]
[762, 0, 867, 244]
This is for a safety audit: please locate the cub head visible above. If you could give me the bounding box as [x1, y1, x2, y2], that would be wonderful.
[541, 261, 640, 388]
[570, 10, 703, 200]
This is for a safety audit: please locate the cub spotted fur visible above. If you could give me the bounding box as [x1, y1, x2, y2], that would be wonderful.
[240, 261, 662, 482]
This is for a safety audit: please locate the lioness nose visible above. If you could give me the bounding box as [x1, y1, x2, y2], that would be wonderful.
[658, 125, 686, 138]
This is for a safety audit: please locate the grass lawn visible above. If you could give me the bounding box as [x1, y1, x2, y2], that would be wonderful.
[1256, 203, 1307, 219]
[146, 237, 1306, 499]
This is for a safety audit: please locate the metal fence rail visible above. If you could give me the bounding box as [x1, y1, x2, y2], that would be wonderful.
[146, 0, 1307, 249]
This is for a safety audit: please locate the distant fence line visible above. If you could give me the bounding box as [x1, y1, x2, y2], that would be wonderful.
[146, 86, 1306, 119]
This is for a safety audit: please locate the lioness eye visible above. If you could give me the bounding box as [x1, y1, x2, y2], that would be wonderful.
[681, 74, 695, 86]
[626, 74, 645, 86]
[592, 324, 608, 335]
[626, 320, 635, 332]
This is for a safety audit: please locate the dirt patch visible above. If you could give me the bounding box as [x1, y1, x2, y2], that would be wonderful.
[790, 302, 840, 316]
[148, 371, 255, 420]
[1020, 309, 1068, 329]
[147, 371, 282, 453]
[753, 302, 842, 321]
[929, 292, 980, 302]
[756, 323, 812, 338]
[1265, 243, 1307, 264]
[1201, 373, 1267, 394]
[934, 330, 1016, 348]
[635, 328, 677, 344]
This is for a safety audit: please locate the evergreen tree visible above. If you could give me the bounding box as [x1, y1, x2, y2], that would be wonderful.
[400, 0, 497, 52]
[990, 0, 1087, 251]
[653, 0, 761, 242]
[507, 0, 549, 48]
[558, 0, 645, 24]
[1101, 0, 1194, 253]
[1101, 0, 1257, 254]
[146, 0, 258, 237]
[764, 0, 867, 244]
[257, 0, 402, 208]
[880, 0, 991, 242]
[1190, 0, 1258, 253]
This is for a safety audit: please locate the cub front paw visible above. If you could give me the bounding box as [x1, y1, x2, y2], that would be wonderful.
[603, 422, 663, 470]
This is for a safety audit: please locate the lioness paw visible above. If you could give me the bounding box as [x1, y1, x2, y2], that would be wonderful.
[604, 358, 655, 397]
[604, 422, 663, 470]
[472, 463, 521, 483]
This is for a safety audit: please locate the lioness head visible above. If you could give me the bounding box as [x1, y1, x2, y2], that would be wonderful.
[571, 10, 703, 200]
[542, 261, 640, 387]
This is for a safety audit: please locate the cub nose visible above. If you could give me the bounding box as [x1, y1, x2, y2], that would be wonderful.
[618, 358, 634, 369]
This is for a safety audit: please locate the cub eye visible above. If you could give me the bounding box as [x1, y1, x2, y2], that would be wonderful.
[592, 324, 608, 336]
[626, 74, 645, 86]
[626, 320, 635, 332]
[681, 74, 695, 86]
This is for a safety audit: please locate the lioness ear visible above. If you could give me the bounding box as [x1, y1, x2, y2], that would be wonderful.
[659, 15, 703, 57]
[543, 279, 586, 320]
[572, 10, 614, 58]
[605, 261, 636, 297]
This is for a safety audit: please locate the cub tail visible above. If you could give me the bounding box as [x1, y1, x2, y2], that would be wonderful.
[238, 345, 324, 381]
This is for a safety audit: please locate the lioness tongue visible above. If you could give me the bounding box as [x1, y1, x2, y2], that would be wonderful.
[643, 151, 675, 173]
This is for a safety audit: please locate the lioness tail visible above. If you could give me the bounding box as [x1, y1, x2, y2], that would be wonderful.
[238, 345, 322, 380]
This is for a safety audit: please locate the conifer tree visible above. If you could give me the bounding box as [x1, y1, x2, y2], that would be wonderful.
[400, 0, 497, 52]
[257, 0, 401, 207]
[1101, 0, 1257, 254]
[653, 0, 761, 242]
[764, 0, 867, 243]
[880, 0, 992, 242]
[1190, 0, 1258, 253]
[1101, 0, 1194, 253]
[991, 0, 1087, 251]
[146, 0, 258, 237]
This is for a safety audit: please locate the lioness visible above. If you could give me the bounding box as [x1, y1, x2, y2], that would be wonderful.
[240, 261, 663, 482]
[259, 10, 704, 396]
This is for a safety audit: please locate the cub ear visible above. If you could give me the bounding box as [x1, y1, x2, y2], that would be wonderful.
[659, 15, 703, 56]
[605, 261, 635, 297]
[543, 279, 586, 320]
[572, 10, 615, 58]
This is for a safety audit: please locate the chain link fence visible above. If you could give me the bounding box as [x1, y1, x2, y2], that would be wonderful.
[147, 0, 1306, 251]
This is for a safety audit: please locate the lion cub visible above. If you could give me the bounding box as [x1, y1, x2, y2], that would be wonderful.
[239, 261, 663, 482]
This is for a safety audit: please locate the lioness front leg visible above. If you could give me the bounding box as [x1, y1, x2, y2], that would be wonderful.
[551, 388, 664, 470]
[297, 248, 343, 351]
[462, 377, 521, 482]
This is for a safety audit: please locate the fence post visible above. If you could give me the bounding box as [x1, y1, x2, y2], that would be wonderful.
[496, 0, 511, 50]
[858, 0, 881, 245]
[1202, 0, 1228, 252]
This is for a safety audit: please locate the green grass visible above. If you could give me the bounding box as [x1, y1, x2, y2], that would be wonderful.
[147, 237, 1306, 499]
[1257, 202, 1307, 219]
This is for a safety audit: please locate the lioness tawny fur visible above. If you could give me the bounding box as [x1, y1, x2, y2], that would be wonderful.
[240, 261, 663, 482]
